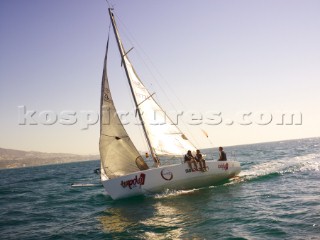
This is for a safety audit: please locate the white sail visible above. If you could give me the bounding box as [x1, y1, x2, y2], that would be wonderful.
[100, 8, 241, 200]
[123, 57, 197, 156]
[99, 38, 148, 179]
[108, 9, 196, 159]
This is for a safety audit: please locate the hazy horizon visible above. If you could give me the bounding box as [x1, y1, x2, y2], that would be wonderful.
[1, 0, 319, 154]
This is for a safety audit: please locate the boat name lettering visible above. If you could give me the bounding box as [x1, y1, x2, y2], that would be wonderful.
[161, 168, 173, 181]
[120, 173, 146, 189]
[218, 163, 229, 171]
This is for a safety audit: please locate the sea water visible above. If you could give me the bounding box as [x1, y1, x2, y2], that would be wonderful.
[0, 138, 319, 239]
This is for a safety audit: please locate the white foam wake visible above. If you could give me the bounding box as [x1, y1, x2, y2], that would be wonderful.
[239, 153, 320, 181]
[153, 188, 199, 199]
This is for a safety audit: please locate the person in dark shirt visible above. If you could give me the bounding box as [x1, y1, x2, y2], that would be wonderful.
[184, 150, 198, 171]
[195, 149, 207, 171]
[218, 147, 227, 161]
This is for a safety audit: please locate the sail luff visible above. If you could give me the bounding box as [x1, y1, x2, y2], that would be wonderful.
[108, 8, 158, 164]
[99, 30, 109, 178]
[99, 19, 149, 179]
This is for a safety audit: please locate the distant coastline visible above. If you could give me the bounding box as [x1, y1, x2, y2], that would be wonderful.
[0, 148, 99, 169]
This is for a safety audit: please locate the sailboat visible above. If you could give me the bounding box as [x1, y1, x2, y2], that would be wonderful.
[99, 8, 241, 200]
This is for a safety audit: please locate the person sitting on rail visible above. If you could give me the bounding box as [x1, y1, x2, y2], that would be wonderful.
[218, 147, 227, 161]
[184, 150, 198, 171]
[195, 149, 207, 171]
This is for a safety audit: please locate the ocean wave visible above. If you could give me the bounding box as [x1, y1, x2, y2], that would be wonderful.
[153, 189, 199, 199]
[238, 153, 320, 182]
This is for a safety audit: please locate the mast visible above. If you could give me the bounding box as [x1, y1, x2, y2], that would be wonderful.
[108, 8, 159, 164]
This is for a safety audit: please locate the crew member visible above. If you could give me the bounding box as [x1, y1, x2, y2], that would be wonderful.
[218, 147, 227, 161]
[195, 149, 207, 171]
[184, 150, 198, 171]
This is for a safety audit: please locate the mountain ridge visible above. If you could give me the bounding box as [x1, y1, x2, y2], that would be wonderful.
[0, 147, 99, 169]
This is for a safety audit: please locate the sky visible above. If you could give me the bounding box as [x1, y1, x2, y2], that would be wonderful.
[0, 0, 319, 154]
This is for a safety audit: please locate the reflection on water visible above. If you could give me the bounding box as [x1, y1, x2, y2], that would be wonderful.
[97, 189, 217, 239]
[140, 202, 185, 239]
[98, 199, 185, 238]
[98, 208, 133, 233]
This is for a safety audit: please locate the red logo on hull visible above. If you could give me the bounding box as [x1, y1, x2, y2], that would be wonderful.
[218, 163, 229, 171]
[121, 173, 146, 189]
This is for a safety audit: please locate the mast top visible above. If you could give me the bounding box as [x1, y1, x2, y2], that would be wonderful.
[108, 5, 159, 165]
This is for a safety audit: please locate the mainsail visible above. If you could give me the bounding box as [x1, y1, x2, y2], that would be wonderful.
[124, 59, 197, 156]
[99, 34, 148, 179]
[109, 9, 196, 160]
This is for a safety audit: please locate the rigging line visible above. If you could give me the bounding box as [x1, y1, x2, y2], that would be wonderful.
[121, 47, 134, 66]
[113, 12, 188, 112]
[114, 14, 178, 108]
[119, 54, 150, 156]
[122, 58, 198, 151]
[134, 78, 199, 150]
[105, 13, 143, 151]
[113, 13, 201, 148]
[137, 92, 155, 107]
[105, 0, 112, 8]
[119, 51, 150, 154]
[147, 94, 198, 149]
[201, 129, 215, 159]
[113, 35, 199, 149]
[109, 9, 158, 164]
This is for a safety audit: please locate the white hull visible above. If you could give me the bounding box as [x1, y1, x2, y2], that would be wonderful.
[101, 160, 241, 200]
